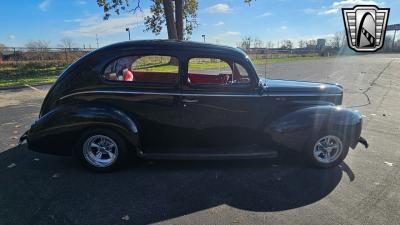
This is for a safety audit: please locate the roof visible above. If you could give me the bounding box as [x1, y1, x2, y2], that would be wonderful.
[95, 39, 247, 57]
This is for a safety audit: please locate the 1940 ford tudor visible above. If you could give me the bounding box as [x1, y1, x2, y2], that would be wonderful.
[20, 40, 367, 171]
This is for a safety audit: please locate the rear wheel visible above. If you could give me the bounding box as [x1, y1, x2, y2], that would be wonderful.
[304, 133, 349, 168]
[76, 129, 127, 172]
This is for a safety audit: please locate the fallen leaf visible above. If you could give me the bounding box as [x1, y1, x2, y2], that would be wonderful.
[15, 124, 22, 128]
[384, 162, 393, 167]
[370, 113, 376, 116]
[121, 215, 130, 221]
[13, 131, 18, 134]
[7, 163, 16, 168]
[11, 136, 18, 140]
[9, 143, 16, 147]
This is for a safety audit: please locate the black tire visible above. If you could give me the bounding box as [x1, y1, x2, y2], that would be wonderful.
[75, 128, 127, 172]
[304, 132, 349, 168]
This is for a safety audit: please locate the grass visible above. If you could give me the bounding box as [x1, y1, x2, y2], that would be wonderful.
[0, 55, 331, 88]
[251, 55, 330, 65]
[0, 75, 58, 88]
[0, 66, 65, 88]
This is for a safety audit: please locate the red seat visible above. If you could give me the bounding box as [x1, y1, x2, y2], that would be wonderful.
[188, 73, 229, 84]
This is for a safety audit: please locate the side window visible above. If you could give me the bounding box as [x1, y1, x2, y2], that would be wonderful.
[233, 63, 251, 84]
[104, 55, 179, 85]
[187, 58, 250, 85]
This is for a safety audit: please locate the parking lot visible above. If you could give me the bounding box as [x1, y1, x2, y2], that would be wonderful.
[0, 54, 399, 225]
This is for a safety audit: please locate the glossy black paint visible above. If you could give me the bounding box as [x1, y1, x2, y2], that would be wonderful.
[24, 40, 363, 158]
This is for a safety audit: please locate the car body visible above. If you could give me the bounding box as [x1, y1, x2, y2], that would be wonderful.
[20, 40, 367, 171]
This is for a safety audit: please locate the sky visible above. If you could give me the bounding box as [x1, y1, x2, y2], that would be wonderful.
[1, 0, 399, 48]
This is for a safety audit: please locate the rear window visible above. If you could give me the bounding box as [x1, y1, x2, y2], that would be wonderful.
[103, 55, 179, 85]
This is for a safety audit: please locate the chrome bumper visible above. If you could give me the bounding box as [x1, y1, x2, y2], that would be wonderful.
[19, 131, 28, 145]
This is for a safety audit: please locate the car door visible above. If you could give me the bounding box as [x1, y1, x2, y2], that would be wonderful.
[179, 56, 265, 151]
[102, 54, 184, 153]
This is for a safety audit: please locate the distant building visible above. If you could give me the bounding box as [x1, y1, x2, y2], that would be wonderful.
[316, 39, 326, 49]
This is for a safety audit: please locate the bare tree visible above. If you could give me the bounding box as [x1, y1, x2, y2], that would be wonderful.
[329, 32, 343, 49]
[25, 40, 50, 60]
[0, 44, 5, 63]
[281, 40, 293, 49]
[306, 39, 317, 48]
[266, 41, 274, 49]
[237, 36, 252, 50]
[298, 40, 306, 48]
[25, 40, 50, 51]
[0, 43, 5, 52]
[253, 38, 264, 48]
[58, 37, 76, 49]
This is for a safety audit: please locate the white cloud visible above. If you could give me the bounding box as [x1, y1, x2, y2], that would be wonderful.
[225, 31, 240, 36]
[320, 8, 339, 15]
[304, 8, 317, 14]
[38, 0, 51, 12]
[75, 0, 86, 5]
[64, 18, 83, 23]
[212, 31, 241, 46]
[63, 11, 151, 37]
[258, 12, 272, 18]
[206, 4, 232, 13]
[280, 25, 288, 30]
[306, 0, 383, 15]
[213, 21, 225, 26]
[8, 35, 16, 40]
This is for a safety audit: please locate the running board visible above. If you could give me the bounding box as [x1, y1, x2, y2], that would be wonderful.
[138, 151, 278, 160]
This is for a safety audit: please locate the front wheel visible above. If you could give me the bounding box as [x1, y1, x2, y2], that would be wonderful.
[75, 129, 127, 172]
[304, 133, 349, 168]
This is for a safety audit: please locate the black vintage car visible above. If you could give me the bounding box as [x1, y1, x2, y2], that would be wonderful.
[20, 40, 367, 171]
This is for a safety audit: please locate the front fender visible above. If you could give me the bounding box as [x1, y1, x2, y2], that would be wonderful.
[26, 105, 139, 155]
[267, 106, 362, 151]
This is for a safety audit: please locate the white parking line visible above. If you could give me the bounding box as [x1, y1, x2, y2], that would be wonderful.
[23, 84, 41, 91]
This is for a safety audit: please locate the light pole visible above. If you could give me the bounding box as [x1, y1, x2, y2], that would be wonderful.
[96, 34, 99, 48]
[126, 28, 131, 41]
[202, 34, 206, 43]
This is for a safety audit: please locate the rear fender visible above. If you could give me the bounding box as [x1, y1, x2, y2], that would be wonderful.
[27, 105, 139, 155]
[267, 106, 362, 151]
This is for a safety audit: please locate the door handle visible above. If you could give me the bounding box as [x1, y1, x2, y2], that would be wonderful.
[182, 98, 199, 103]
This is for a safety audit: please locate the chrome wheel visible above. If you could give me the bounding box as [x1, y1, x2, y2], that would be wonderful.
[83, 135, 119, 168]
[313, 135, 343, 164]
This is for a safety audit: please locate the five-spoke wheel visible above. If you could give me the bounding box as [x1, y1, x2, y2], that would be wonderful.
[305, 133, 349, 168]
[76, 129, 127, 172]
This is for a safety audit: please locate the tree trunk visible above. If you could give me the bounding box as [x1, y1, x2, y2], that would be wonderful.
[175, 0, 184, 40]
[162, 0, 178, 40]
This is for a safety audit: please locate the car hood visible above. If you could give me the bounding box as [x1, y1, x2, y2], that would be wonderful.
[261, 78, 343, 95]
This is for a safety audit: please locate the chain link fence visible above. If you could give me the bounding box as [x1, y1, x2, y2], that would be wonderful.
[0, 46, 334, 87]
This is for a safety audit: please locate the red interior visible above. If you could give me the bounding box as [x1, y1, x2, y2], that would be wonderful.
[132, 71, 178, 83]
[188, 73, 230, 84]
[131, 71, 230, 85]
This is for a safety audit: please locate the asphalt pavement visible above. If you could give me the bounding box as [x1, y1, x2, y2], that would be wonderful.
[0, 54, 399, 225]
